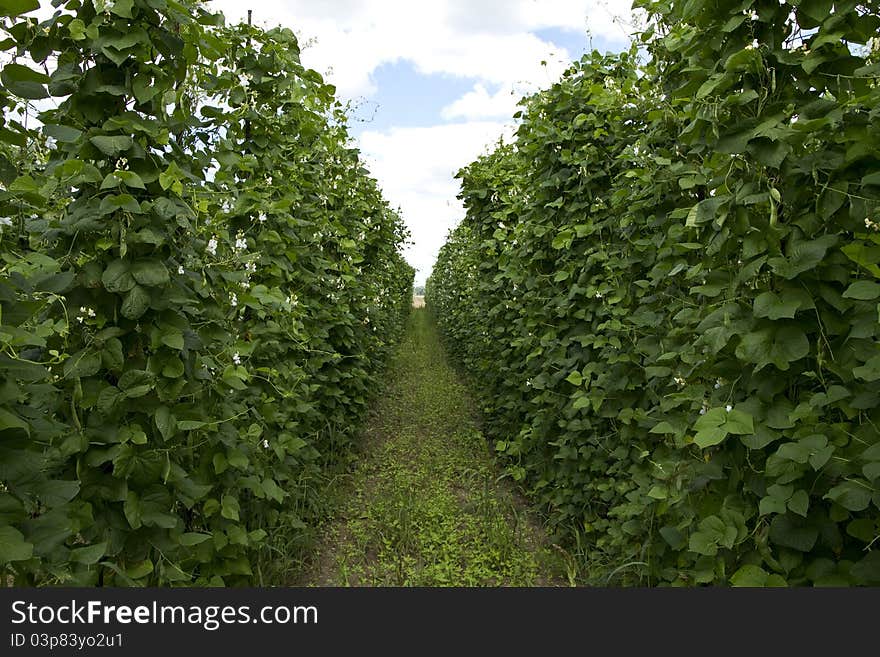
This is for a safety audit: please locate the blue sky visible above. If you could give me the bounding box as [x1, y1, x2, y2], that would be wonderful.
[208, 1, 639, 285]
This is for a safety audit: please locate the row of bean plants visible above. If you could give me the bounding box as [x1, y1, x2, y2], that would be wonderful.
[428, 0, 880, 585]
[0, 0, 413, 585]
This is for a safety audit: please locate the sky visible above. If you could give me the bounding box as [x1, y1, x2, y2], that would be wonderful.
[162, 3, 646, 283]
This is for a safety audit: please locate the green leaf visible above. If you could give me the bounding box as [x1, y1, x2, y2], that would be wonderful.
[89, 135, 133, 156]
[178, 420, 207, 431]
[132, 259, 170, 287]
[121, 285, 151, 320]
[123, 491, 142, 529]
[1, 62, 49, 99]
[685, 196, 726, 227]
[102, 337, 125, 372]
[735, 326, 809, 372]
[843, 281, 880, 301]
[63, 349, 102, 379]
[725, 409, 754, 435]
[179, 532, 211, 546]
[730, 564, 769, 587]
[160, 329, 184, 350]
[768, 235, 837, 280]
[227, 450, 248, 469]
[694, 426, 727, 448]
[647, 485, 667, 500]
[43, 124, 82, 143]
[99, 194, 142, 215]
[649, 421, 675, 434]
[753, 291, 800, 320]
[261, 479, 285, 503]
[118, 370, 154, 398]
[552, 229, 573, 249]
[565, 371, 583, 386]
[109, 0, 135, 17]
[102, 259, 135, 293]
[0, 526, 33, 563]
[0, 0, 40, 17]
[788, 489, 809, 517]
[0, 408, 29, 437]
[769, 513, 818, 552]
[126, 559, 153, 580]
[853, 355, 880, 382]
[825, 481, 872, 512]
[155, 406, 175, 441]
[70, 542, 107, 565]
[220, 494, 240, 521]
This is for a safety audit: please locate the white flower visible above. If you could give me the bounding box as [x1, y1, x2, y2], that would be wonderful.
[526, 379, 533, 387]
[0, 217, 11, 227]
[231, 293, 238, 307]
[725, 404, 733, 412]
[234, 232, 247, 251]
[699, 407, 707, 415]
[232, 352, 241, 365]
[673, 376, 686, 387]
[595, 291, 603, 299]
[88, 308, 96, 318]
[178, 265, 185, 275]
[258, 213, 267, 223]
[207, 236, 218, 256]
[242, 280, 250, 289]
[714, 380, 721, 389]
[262, 439, 269, 449]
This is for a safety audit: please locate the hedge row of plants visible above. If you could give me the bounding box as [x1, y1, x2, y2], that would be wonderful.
[0, 0, 413, 585]
[428, 0, 880, 585]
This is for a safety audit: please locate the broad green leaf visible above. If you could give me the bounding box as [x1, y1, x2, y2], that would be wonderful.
[0, 526, 33, 563]
[853, 355, 880, 382]
[121, 285, 151, 319]
[843, 281, 880, 301]
[825, 481, 872, 512]
[99, 194, 142, 215]
[63, 349, 102, 379]
[1, 63, 49, 99]
[0, 0, 40, 17]
[126, 559, 153, 580]
[565, 371, 583, 386]
[132, 259, 170, 287]
[43, 124, 82, 143]
[102, 259, 135, 293]
[730, 565, 769, 587]
[767, 235, 837, 280]
[179, 533, 211, 547]
[90, 135, 133, 156]
[770, 514, 818, 552]
[725, 409, 754, 435]
[220, 494, 240, 521]
[118, 370, 154, 398]
[0, 408, 29, 437]
[753, 291, 800, 320]
[70, 542, 107, 565]
[155, 406, 175, 440]
[694, 425, 727, 448]
[109, 0, 135, 17]
[735, 326, 809, 372]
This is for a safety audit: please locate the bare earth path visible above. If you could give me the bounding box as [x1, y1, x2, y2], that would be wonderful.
[297, 308, 565, 586]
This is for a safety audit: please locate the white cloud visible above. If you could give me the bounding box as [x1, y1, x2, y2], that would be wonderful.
[441, 83, 523, 121]
[201, 2, 640, 282]
[358, 122, 515, 284]
[208, 1, 638, 98]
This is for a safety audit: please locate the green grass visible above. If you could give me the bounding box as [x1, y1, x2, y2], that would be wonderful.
[298, 308, 565, 586]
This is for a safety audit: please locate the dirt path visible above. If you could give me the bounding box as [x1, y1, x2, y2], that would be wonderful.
[297, 308, 565, 586]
